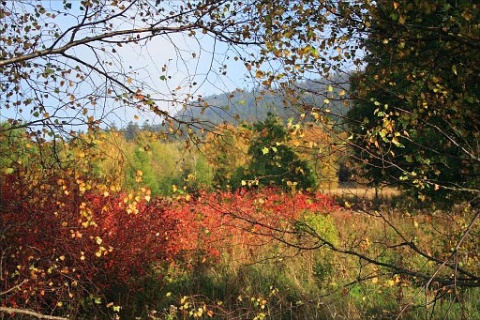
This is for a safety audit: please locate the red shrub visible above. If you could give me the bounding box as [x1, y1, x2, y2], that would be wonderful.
[163, 188, 340, 265]
[1, 167, 339, 315]
[0, 172, 176, 314]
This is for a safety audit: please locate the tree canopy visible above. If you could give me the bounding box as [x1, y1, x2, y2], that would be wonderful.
[346, 0, 480, 202]
[0, 0, 353, 137]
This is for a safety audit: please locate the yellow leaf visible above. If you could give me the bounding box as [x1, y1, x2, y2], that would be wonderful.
[452, 65, 457, 75]
[3, 168, 14, 174]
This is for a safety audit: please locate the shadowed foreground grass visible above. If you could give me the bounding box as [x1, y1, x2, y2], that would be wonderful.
[112, 193, 479, 320]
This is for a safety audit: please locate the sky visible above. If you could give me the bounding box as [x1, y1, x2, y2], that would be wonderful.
[1, 0, 363, 132]
[0, 2, 247, 133]
[0, 0, 263, 131]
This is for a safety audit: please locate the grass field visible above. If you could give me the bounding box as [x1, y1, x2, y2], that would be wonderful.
[131, 188, 479, 320]
[320, 185, 401, 200]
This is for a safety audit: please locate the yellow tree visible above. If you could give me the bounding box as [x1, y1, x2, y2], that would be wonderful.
[289, 123, 341, 190]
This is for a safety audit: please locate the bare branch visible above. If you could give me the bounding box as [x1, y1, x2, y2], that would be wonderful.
[0, 307, 68, 320]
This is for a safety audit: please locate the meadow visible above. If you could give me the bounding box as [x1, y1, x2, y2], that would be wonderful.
[3, 171, 478, 319]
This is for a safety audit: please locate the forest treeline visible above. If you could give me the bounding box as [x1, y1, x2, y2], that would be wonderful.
[101, 111, 342, 196]
[110, 78, 350, 195]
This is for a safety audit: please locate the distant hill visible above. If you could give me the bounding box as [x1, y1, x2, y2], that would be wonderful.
[176, 89, 300, 125]
[175, 77, 351, 126]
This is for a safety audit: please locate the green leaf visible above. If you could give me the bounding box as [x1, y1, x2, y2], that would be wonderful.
[261, 147, 269, 154]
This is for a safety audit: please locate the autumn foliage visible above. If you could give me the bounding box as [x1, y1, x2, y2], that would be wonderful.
[0, 171, 171, 313]
[167, 189, 340, 264]
[0, 163, 339, 317]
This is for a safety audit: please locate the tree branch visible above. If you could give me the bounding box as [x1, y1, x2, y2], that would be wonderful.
[0, 307, 68, 320]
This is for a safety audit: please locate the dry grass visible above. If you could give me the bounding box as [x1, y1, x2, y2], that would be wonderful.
[320, 185, 401, 200]
[149, 193, 480, 320]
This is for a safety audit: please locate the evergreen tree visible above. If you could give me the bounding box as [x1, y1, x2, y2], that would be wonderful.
[124, 122, 140, 141]
[234, 113, 315, 191]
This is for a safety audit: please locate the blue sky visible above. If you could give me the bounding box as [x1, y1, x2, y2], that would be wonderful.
[0, 1, 258, 131]
[1, 0, 363, 132]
